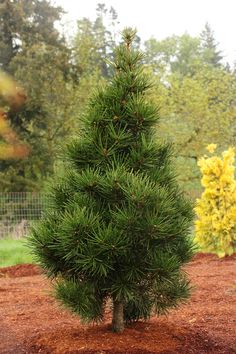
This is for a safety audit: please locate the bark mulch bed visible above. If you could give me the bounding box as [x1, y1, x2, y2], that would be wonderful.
[0, 253, 235, 354]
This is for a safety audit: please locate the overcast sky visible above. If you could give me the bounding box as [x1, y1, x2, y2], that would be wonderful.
[53, 0, 236, 64]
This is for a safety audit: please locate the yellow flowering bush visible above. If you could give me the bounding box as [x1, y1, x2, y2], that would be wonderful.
[195, 144, 236, 257]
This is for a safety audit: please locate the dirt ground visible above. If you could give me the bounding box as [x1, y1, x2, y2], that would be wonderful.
[0, 253, 236, 354]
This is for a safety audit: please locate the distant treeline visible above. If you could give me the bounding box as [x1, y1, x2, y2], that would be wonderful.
[1, 1, 235, 198]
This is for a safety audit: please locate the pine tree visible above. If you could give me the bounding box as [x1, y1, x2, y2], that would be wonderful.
[200, 23, 223, 67]
[29, 28, 194, 333]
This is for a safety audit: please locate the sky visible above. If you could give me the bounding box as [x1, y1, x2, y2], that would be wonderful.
[53, 0, 236, 64]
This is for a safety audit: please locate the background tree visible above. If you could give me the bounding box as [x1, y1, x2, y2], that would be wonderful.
[200, 22, 223, 67]
[29, 28, 194, 333]
[143, 26, 235, 198]
[1, 1, 236, 201]
[73, 3, 120, 78]
[144, 25, 224, 77]
[152, 66, 236, 197]
[0, 1, 123, 191]
[0, 0, 79, 191]
[144, 34, 202, 77]
[0, 0, 64, 71]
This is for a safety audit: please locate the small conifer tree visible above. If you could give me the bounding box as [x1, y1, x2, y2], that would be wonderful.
[29, 29, 194, 333]
[195, 144, 236, 257]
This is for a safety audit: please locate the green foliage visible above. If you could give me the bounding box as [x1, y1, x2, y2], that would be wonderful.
[29, 28, 194, 331]
[0, 238, 33, 267]
[1, 2, 235, 201]
[73, 3, 120, 78]
[0, 0, 64, 71]
[144, 34, 202, 77]
[200, 22, 223, 67]
[0, 0, 79, 191]
[149, 62, 236, 198]
[10, 44, 78, 182]
[55, 279, 106, 323]
[143, 23, 236, 199]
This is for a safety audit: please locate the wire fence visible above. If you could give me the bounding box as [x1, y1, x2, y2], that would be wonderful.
[0, 192, 46, 239]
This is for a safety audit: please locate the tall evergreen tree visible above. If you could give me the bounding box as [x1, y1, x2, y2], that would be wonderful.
[200, 22, 223, 67]
[29, 29, 194, 333]
[73, 3, 120, 78]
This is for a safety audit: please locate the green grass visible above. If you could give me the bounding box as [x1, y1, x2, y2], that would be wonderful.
[0, 238, 34, 268]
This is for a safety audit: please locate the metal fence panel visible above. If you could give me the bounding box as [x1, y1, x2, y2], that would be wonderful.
[0, 192, 45, 239]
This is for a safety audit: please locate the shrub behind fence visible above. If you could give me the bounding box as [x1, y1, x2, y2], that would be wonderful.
[0, 192, 45, 239]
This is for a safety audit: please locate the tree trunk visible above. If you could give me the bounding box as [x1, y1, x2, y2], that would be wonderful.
[112, 300, 124, 333]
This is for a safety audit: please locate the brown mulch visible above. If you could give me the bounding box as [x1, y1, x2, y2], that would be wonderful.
[0, 263, 42, 278]
[0, 253, 236, 354]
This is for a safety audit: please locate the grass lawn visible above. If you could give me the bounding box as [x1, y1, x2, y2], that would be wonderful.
[0, 238, 34, 267]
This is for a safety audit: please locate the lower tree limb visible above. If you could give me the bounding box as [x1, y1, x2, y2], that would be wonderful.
[112, 299, 124, 333]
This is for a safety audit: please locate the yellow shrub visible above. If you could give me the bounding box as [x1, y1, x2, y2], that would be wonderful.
[195, 144, 236, 257]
